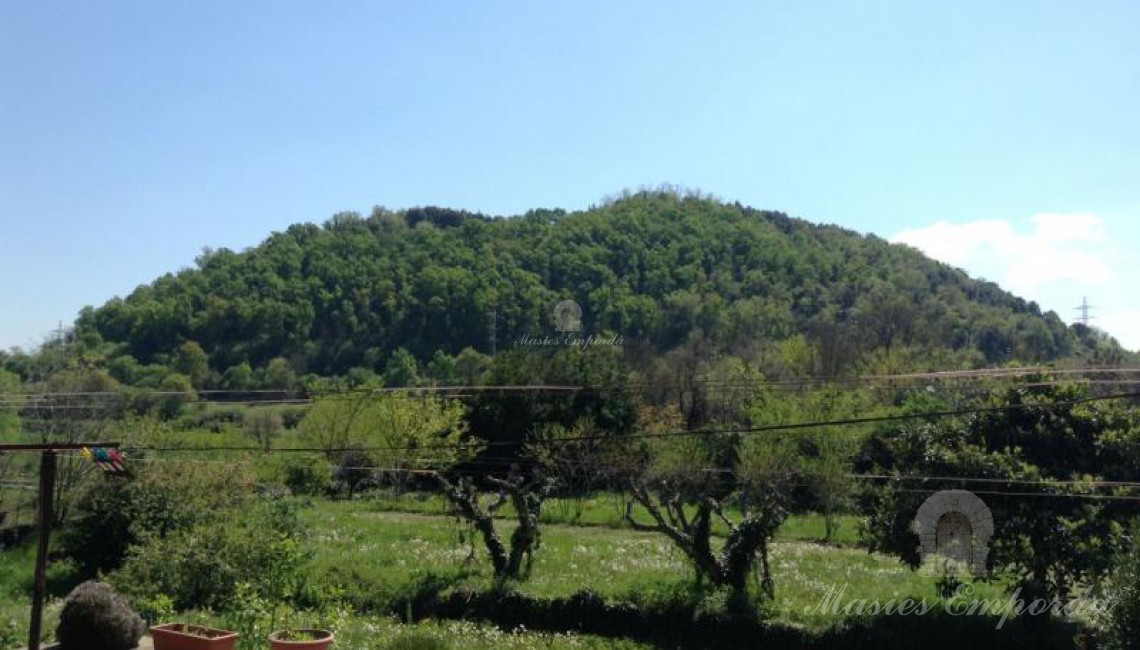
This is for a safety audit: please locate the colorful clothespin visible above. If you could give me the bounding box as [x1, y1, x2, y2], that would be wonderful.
[83, 446, 128, 475]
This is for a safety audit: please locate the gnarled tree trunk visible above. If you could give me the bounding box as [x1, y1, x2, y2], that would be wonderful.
[626, 482, 785, 599]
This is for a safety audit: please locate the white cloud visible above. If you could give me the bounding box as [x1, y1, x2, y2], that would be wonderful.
[891, 213, 1139, 352]
[1030, 213, 1106, 243]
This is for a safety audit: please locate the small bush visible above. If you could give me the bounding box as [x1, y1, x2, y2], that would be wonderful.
[282, 454, 333, 496]
[56, 581, 145, 650]
[335, 449, 378, 497]
[182, 404, 247, 433]
[277, 405, 308, 430]
[245, 408, 285, 450]
[61, 460, 254, 576]
[1103, 521, 1140, 650]
[112, 499, 309, 611]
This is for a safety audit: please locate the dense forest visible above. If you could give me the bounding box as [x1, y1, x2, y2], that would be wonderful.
[2, 190, 1132, 389]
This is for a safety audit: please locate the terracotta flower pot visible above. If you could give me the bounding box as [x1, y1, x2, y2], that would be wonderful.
[268, 628, 334, 649]
[151, 623, 239, 650]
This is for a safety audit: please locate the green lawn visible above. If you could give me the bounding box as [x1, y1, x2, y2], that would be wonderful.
[302, 501, 1004, 630]
[0, 495, 1045, 649]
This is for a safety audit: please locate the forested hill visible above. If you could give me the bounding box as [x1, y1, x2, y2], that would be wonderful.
[69, 191, 1129, 384]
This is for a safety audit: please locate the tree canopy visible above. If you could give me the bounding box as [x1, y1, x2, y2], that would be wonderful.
[52, 190, 1133, 389]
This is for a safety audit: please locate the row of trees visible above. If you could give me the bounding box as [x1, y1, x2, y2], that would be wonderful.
[281, 377, 1140, 625]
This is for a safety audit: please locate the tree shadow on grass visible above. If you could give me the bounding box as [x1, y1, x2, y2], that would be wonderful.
[813, 608, 1092, 650]
[418, 588, 1094, 650]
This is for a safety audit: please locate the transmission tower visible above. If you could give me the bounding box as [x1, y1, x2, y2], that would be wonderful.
[1075, 297, 1095, 327]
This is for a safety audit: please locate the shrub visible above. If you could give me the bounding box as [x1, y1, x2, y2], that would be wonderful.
[61, 460, 254, 576]
[281, 454, 332, 496]
[335, 449, 378, 497]
[56, 581, 145, 650]
[185, 404, 247, 433]
[1103, 521, 1140, 650]
[112, 499, 309, 611]
[277, 405, 308, 430]
[245, 408, 285, 450]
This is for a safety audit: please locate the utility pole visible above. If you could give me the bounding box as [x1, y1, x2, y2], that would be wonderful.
[0, 442, 121, 650]
[28, 451, 55, 650]
[1075, 297, 1095, 327]
[488, 309, 497, 357]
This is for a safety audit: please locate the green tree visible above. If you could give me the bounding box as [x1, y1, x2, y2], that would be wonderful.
[70, 191, 1136, 381]
[299, 393, 470, 482]
[425, 350, 458, 385]
[61, 443, 254, 575]
[0, 368, 20, 439]
[749, 384, 871, 542]
[170, 341, 209, 388]
[454, 347, 490, 385]
[1103, 520, 1140, 650]
[858, 383, 1140, 603]
[157, 373, 195, 419]
[221, 362, 254, 391]
[261, 357, 297, 391]
[382, 347, 420, 387]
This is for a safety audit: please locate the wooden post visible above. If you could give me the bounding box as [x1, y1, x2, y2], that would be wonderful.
[0, 441, 121, 650]
[28, 450, 56, 650]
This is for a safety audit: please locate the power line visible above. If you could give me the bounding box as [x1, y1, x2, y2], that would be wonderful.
[5, 364, 1140, 411]
[7, 375, 1132, 414]
[112, 455, 1140, 490]
[74, 455, 1140, 501]
[86, 390, 1140, 455]
[894, 488, 1140, 502]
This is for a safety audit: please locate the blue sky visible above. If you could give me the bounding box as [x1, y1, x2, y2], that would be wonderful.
[2, 1, 1138, 350]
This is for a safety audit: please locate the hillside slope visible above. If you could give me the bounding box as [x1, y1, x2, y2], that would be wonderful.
[73, 191, 1127, 381]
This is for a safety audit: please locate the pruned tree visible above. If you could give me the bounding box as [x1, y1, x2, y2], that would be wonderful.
[435, 466, 556, 581]
[528, 417, 632, 523]
[625, 405, 789, 604]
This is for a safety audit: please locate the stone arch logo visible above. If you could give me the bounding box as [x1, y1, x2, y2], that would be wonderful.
[553, 300, 583, 332]
[913, 489, 993, 576]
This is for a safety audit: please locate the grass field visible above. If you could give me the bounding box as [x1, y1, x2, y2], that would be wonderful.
[0, 490, 1076, 650]
[364, 490, 863, 545]
[300, 500, 1002, 630]
[0, 496, 958, 647]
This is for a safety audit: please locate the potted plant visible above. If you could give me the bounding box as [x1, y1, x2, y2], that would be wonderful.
[151, 623, 239, 650]
[268, 628, 334, 649]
